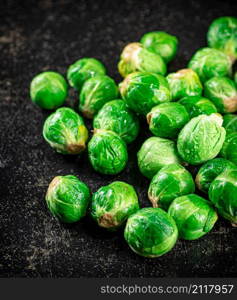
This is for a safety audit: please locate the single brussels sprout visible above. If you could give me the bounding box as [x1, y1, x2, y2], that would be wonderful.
[91, 181, 139, 230]
[137, 137, 181, 179]
[204, 77, 237, 113]
[147, 102, 189, 138]
[177, 114, 226, 165]
[67, 58, 106, 90]
[188, 47, 232, 82]
[119, 72, 171, 115]
[30, 71, 68, 110]
[168, 194, 218, 240]
[124, 207, 178, 257]
[45, 175, 90, 223]
[88, 129, 128, 175]
[220, 132, 237, 165]
[140, 31, 178, 63]
[178, 96, 217, 118]
[223, 114, 237, 133]
[195, 158, 236, 193]
[118, 42, 167, 78]
[148, 163, 195, 210]
[43, 107, 88, 154]
[166, 69, 203, 100]
[93, 99, 139, 144]
[79, 75, 118, 118]
[209, 169, 237, 225]
[207, 17, 237, 64]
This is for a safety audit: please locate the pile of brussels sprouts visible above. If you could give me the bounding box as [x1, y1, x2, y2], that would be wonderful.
[30, 16, 237, 258]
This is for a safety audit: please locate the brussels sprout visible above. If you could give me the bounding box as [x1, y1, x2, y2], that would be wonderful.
[88, 129, 128, 175]
[207, 17, 237, 64]
[124, 207, 178, 257]
[148, 163, 195, 210]
[45, 175, 90, 223]
[168, 194, 218, 240]
[220, 132, 237, 165]
[178, 96, 217, 118]
[118, 42, 167, 78]
[137, 137, 181, 179]
[30, 71, 68, 110]
[119, 72, 171, 115]
[177, 114, 226, 165]
[147, 103, 189, 138]
[195, 158, 236, 193]
[188, 47, 232, 82]
[91, 181, 139, 230]
[204, 77, 237, 113]
[79, 75, 118, 118]
[67, 58, 106, 90]
[43, 107, 88, 154]
[223, 114, 237, 133]
[166, 69, 203, 100]
[93, 99, 139, 144]
[140, 31, 178, 63]
[209, 169, 237, 225]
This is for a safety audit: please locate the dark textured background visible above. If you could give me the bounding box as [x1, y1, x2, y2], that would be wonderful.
[0, 0, 237, 278]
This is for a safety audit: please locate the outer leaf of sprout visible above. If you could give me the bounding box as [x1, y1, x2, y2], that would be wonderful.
[177, 114, 226, 165]
[93, 99, 139, 144]
[209, 169, 237, 225]
[118, 43, 167, 78]
[88, 129, 128, 175]
[119, 72, 171, 115]
[124, 207, 178, 257]
[43, 107, 88, 154]
[140, 31, 178, 63]
[137, 136, 181, 179]
[148, 163, 195, 210]
[91, 181, 139, 230]
[46, 175, 90, 223]
[204, 77, 237, 113]
[168, 194, 218, 240]
[166, 68, 203, 100]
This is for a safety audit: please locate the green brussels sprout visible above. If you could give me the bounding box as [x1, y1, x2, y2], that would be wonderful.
[124, 207, 178, 257]
[220, 132, 237, 165]
[137, 137, 181, 179]
[43, 107, 88, 154]
[178, 96, 217, 118]
[148, 163, 195, 210]
[45, 175, 90, 223]
[204, 77, 237, 113]
[119, 72, 171, 115]
[209, 169, 237, 225]
[79, 75, 118, 118]
[147, 102, 189, 138]
[30, 71, 68, 110]
[88, 129, 128, 175]
[166, 69, 203, 100]
[223, 114, 237, 133]
[93, 99, 139, 144]
[118, 42, 167, 78]
[67, 58, 106, 90]
[195, 158, 236, 193]
[168, 194, 218, 240]
[188, 47, 232, 82]
[207, 17, 237, 64]
[91, 181, 139, 230]
[177, 114, 226, 165]
[140, 31, 178, 63]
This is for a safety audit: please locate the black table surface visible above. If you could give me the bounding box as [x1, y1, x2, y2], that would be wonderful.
[0, 0, 237, 278]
